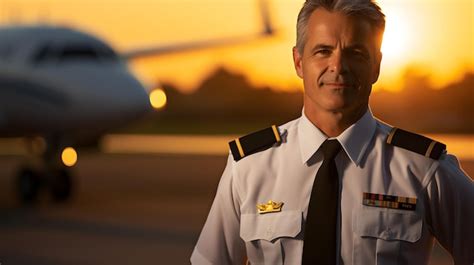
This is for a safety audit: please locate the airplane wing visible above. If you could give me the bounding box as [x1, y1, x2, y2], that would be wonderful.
[121, 0, 274, 60]
[121, 32, 272, 60]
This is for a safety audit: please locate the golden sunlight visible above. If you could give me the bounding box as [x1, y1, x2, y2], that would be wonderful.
[381, 7, 411, 64]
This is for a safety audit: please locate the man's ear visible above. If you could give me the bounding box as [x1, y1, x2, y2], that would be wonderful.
[292, 47, 304, 79]
[371, 51, 382, 84]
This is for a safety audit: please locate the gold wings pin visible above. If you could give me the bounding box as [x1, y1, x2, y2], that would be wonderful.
[257, 200, 284, 214]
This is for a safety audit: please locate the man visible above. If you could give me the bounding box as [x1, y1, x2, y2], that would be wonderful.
[191, 0, 474, 264]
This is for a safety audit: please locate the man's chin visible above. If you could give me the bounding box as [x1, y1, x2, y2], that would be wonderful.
[304, 94, 358, 113]
[322, 99, 351, 112]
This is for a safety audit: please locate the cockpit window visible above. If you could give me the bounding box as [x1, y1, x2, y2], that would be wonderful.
[59, 45, 100, 61]
[33, 43, 118, 63]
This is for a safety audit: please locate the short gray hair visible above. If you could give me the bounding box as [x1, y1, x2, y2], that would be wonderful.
[296, 0, 385, 54]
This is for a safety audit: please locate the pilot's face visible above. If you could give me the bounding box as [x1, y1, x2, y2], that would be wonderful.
[293, 8, 381, 114]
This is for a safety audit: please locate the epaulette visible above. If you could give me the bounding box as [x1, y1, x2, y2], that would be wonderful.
[229, 125, 281, 161]
[386, 127, 446, 160]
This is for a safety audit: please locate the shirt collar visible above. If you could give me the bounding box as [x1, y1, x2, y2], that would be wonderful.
[297, 108, 376, 166]
[297, 110, 327, 164]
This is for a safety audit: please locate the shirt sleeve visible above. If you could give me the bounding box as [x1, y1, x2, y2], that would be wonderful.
[423, 153, 474, 265]
[191, 154, 246, 265]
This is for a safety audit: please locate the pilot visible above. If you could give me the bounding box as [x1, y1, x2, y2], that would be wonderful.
[190, 0, 474, 264]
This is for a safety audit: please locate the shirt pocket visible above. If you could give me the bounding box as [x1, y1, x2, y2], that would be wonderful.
[353, 206, 423, 265]
[240, 211, 302, 265]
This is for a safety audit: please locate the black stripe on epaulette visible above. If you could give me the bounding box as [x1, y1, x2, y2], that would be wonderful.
[386, 127, 446, 160]
[229, 125, 281, 161]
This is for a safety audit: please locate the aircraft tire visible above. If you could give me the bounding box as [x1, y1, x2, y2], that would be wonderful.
[51, 169, 72, 202]
[17, 168, 41, 203]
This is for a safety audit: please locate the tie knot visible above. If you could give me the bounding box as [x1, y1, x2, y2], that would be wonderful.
[321, 139, 341, 160]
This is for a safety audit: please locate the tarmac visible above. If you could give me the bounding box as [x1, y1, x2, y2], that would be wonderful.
[0, 149, 471, 264]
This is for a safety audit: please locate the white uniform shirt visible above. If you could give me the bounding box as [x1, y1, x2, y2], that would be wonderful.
[191, 110, 474, 265]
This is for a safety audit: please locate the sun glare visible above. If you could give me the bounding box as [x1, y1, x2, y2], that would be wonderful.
[381, 9, 411, 63]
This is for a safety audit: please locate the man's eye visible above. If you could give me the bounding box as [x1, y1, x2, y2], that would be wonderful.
[315, 49, 331, 56]
[349, 50, 369, 59]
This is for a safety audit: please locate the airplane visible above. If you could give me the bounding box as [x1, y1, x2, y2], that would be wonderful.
[0, 0, 274, 204]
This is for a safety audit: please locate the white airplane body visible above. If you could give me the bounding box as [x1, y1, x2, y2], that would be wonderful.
[0, 26, 149, 142]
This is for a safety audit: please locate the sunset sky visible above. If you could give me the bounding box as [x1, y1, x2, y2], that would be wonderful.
[1, 0, 473, 92]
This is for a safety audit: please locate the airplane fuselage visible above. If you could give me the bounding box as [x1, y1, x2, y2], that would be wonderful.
[0, 25, 151, 143]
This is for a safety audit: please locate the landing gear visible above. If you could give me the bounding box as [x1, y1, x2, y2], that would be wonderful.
[16, 137, 75, 204]
[15, 166, 74, 204]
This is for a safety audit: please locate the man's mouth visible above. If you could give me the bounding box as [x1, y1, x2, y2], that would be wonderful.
[323, 82, 352, 88]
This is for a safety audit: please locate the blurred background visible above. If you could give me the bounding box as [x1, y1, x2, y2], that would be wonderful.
[0, 0, 472, 264]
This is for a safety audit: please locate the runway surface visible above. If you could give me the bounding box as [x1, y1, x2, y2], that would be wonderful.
[0, 153, 472, 265]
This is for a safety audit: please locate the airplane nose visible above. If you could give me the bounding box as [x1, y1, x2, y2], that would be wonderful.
[123, 76, 153, 117]
[93, 70, 153, 122]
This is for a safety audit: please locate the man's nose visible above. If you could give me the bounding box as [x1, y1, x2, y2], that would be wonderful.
[329, 52, 348, 75]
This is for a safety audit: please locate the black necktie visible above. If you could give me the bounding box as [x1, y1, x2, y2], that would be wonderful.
[302, 139, 342, 265]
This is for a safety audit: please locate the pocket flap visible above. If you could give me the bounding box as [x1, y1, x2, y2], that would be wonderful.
[355, 207, 422, 242]
[240, 211, 302, 242]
